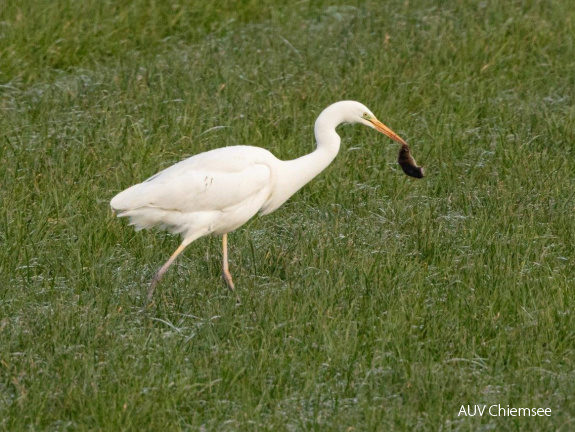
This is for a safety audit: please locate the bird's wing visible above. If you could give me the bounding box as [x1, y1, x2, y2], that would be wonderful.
[142, 146, 272, 183]
[111, 146, 274, 213]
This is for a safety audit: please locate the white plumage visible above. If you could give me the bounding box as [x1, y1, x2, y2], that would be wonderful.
[111, 101, 409, 303]
[112, 146, 274, 236]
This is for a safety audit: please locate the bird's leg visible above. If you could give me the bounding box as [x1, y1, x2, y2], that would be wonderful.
[146, 242, 188, 305]
[222, 233, 236, 291]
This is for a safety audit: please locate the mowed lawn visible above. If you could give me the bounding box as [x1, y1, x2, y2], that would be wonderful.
[1, 0, 574, 430]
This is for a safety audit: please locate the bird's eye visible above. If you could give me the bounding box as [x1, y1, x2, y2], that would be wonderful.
[362, 112, 370, 119]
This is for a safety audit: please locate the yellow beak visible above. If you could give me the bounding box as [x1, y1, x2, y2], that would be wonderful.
[370, 118, 407, 145]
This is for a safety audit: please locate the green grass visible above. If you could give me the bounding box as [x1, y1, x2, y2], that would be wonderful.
[1, 0, 575, 430]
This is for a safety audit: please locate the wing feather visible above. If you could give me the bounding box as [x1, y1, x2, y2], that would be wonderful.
[111, 146, 274, 214]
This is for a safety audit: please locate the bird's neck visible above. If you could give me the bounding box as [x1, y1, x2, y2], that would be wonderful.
[258, 105, 351, 215]
[281, 112, 342, 192]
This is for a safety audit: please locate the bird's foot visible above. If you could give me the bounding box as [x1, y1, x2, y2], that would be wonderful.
[222, 270, 235, 292]
[222, 271, 241, 304]
[140, 273, 161, 311]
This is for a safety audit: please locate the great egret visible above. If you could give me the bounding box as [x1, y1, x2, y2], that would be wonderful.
[111, 100, 423, 302]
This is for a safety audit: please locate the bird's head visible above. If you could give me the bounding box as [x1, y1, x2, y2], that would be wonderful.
[351, 102, 407, 146]
[326, 100, 423, 178]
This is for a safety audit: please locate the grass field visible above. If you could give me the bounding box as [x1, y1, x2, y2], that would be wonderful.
[1, 0, 575, 430]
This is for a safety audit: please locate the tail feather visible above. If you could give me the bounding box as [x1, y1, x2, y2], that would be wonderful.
[116, 207, 182, 233]
[113, 205, 217, 241]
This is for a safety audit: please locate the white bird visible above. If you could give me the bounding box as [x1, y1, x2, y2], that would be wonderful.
[111, 100, 416, 303]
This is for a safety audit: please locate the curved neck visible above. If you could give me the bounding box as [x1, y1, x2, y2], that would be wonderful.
[261, 102, 359, 214]
[310, 100, 360, 162]
[281, 107, 343, 192]
[313, 104, 343, 157]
